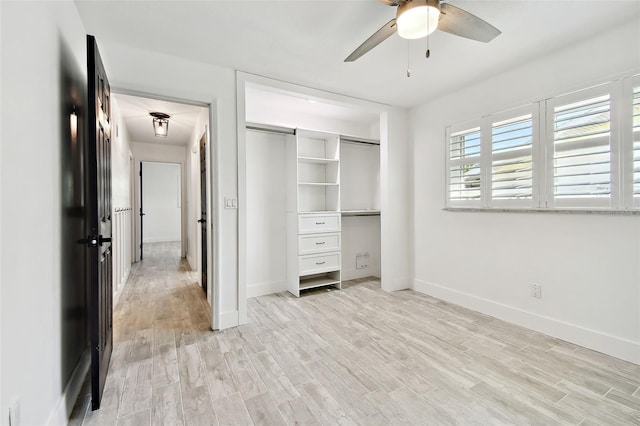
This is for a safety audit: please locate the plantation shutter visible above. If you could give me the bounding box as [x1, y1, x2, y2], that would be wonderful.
[633, 85, 640, 202]
[448, 126, 482, 203]
[552, 93, 611, 201]
[491, 113, 534, 201]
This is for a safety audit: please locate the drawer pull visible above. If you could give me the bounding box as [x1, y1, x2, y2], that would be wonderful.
[315, 242, 325, 245]
[315, 261, 326, 265]
[315, 221, 325, 225]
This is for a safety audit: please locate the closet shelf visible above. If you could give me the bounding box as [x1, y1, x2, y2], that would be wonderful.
[299, 276, 341, 291]
[341, 210, 381, 217]
[298, 156, 339, 164]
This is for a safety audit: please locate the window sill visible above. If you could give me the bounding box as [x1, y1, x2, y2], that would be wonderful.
[443, 207, 640, 216]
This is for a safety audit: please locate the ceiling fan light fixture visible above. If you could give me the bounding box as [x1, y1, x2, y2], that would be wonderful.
[396, 0, 440, 40]
[150, 112, 170, 138]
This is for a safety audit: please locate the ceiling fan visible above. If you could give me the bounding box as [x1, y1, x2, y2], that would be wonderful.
[345, 0, 501, 62]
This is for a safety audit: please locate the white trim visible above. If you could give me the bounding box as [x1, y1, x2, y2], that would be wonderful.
[219, 310, 239, 330]
[341, 268, 382, 281]
[236, 74, 248, 325]
[46, 350, 90, 426]
[412, 279, 640, 365]
[381, 276, 411, 292]
[113, 267, 131, 309]
[247, 280, 287, 298]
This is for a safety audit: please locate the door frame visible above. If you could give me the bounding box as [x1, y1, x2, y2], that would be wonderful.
[114, 88, 220, 330]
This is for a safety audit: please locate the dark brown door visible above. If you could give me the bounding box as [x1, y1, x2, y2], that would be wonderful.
[198, 133, 207, 295]
[86, 35, 113, 411]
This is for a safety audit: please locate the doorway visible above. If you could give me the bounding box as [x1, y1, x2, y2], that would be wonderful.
[110, 91, 216, 325]
[140, 161, 182, 258]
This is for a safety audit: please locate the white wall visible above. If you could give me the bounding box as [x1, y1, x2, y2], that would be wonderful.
[111, 98, 132, 208]
[0, 1, 90, 424]
[142, 162, 182, 243]
[101, 42, 235, 329]
[411, 19, 640, 363]
[246, 130, 288, 297]
[380, 108, 412, 292]
[110, 97, 133, 305]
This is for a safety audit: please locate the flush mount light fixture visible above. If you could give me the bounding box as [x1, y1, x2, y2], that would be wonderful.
[396, 0, 440, 40]
[150, 112, 170, 137]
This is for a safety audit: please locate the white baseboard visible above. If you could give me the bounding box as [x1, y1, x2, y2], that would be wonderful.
[218, 310, 239, 330]
[412, 279, 640, 365]
[47, 349, 89, 426]
[341, 267, 381, 281]
[382, 276, 411, 292]
[186, 254, 196, 273]
[113, 267, 131, 309]
[247, 280, 287, 298]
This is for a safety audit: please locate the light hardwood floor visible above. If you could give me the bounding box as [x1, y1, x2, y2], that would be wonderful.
[71, 242, 640, 425]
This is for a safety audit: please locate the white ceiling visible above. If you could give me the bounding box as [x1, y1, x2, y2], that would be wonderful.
[76, 1, 640, 109]
[113, 93, 206, 146]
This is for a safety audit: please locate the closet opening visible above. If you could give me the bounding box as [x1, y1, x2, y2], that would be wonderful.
[239, 80, 383, 304]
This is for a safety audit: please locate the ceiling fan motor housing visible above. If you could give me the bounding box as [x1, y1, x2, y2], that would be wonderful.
[396, 0, 442, 39]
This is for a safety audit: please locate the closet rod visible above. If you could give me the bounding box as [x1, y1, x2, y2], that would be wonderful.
[245, 123, 380, 146]
[340, 136, 380, 146]
[246, 122, 295, 135]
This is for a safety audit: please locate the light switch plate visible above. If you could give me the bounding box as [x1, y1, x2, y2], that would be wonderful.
[224, 197, 238, 209]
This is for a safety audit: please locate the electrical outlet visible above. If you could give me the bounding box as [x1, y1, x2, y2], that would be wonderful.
[9, 398, 20, 426]
[356, 253, 370, 269]
[531, 283, 542, 299]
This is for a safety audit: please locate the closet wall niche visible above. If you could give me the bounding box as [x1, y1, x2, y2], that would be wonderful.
[245, 84, 381, 298]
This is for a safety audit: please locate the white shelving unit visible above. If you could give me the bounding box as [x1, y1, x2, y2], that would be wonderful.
[287, 130, 342, 296]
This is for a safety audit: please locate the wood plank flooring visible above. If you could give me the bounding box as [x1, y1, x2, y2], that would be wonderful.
[71, 242, 640, 425]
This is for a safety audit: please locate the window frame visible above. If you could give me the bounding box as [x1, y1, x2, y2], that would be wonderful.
[625, 75, 640, 209]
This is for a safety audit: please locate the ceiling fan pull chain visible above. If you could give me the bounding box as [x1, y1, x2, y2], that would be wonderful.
[426, 6, 431, 59]
[406, 40, 411, 77]
[426, 35, 431, 59]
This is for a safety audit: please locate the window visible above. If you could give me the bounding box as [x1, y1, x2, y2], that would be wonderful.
[445, 76, 639, 212]
[448, 125, 481, 204]
[491, 112, 534, 203]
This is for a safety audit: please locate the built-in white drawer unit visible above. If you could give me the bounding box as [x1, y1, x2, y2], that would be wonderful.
[298, 213, 340, 234]
[298, 233, 340, 255]
[299, 252, 340, 276]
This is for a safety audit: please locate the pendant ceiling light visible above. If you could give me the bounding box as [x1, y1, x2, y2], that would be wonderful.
[396, 0, 440, 40]
[150, 112, 170, 138]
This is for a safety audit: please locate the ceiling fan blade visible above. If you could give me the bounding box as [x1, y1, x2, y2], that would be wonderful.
[439, 3, 501, 43]
[345, 18, 397, 62]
